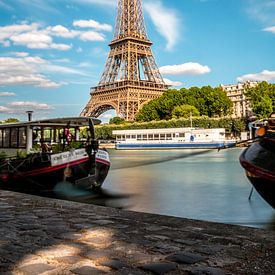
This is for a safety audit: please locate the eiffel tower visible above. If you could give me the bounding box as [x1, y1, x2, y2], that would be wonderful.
[81, 0, 168, 121]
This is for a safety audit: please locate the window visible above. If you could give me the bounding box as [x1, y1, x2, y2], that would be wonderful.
[160, 134, 165, 140]
[0, 129, 2, 147]
[3, 129, 10, 148]
[148, 134, 153, 140]
[137, 135, 141, 140]
[154, 134, 159, 140]
[10, 128, 18, 148]
[142, 134, 147, 140]
[18, 127, 26, 148]
[166, 134, 172, 140]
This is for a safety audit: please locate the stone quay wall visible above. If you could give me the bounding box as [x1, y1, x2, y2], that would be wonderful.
[0, 190, 274, 274]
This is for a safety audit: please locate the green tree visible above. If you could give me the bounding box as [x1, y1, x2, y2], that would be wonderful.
[136, 86, 232, 121]
[4, 118, 19, 123]
[109, 116, 125, 125]
[172, 104, 200, 119]
[246, 81, 275, 118]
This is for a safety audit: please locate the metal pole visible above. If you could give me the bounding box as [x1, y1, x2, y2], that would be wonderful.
[248, 187, 254, 201]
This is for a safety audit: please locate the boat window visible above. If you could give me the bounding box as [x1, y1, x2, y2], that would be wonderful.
[0, 129, 2, 148]
[148, 134, 153, 140]
[160, 134, 165, 140]
[10, 128, 18, 148]
[126, 135, 131, 139]
[43, 128, 52, 142]
[18, 127, 27, 147]
[131, 135, 136, 139]
[166, 134, 172, 140]
[179, 133, 185, 138]
[142, 134, 147, 140]
[154, 134, 159, 140]
[137, 135, 141, 140]
[3, 129, 10, 148]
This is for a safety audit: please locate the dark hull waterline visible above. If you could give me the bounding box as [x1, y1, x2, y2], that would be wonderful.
[240, 140, 275, 209]
[0, 157, 110, 193]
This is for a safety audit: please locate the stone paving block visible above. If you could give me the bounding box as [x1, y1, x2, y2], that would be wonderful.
[165, 252, 206, 264]
[17, 263, 55, 274]
[139, 262, 178, 274]
[70, 265, 106, 274]
[100, 259, 129, 270]
[188, 266, 226, 275]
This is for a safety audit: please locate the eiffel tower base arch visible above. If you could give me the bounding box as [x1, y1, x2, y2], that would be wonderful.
[81, 83, 164, 121]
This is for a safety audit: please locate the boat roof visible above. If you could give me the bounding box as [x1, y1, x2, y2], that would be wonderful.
[0, 117, 101, 128]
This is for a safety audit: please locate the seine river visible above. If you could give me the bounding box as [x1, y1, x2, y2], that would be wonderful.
[95, 148, 275, 230]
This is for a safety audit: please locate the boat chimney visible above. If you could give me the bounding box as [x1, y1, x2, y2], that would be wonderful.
[26, 111, 33, 122]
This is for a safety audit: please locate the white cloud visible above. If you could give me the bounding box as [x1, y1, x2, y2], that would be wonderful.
[0, 21, 109, 50]
[0, 55, 85, 88]
[0, 106, 10, 113]
[0, 101, 54, 114]
[263, 26, 275, 34]
[14, 52, 29, 57]
[8, 101, 53, 110]
[99, 113, 113, 119]
[163, 78, 183, 87]
[10, 31, 72, 50]
[79, 31, 105, 41]
[144, 1, 181, 50]
[47, 25, 79, 38]
[0, 23, 38, 42]
[0, 92, 16, 97]
[160, 62, 211, 76]
[73, 20, 112, 32]
[237, 70, 275, 82]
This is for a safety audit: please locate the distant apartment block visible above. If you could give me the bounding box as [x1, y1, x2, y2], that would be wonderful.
[220, 81, 258, 118]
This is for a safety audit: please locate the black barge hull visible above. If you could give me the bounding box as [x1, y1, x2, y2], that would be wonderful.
[240, 140, 275, 209]
[0, 156, 110, 193]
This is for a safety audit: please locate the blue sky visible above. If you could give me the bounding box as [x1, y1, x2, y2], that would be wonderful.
[0, 0, 275, 122]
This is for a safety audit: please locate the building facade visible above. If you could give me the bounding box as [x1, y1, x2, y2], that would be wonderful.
[221, 81, 258, 118]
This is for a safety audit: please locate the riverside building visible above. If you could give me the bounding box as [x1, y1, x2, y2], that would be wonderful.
[221, 81, 258, 118]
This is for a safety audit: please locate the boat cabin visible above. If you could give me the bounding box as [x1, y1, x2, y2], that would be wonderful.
[113, 128, 227, 143]
[0, 117, 100, 158]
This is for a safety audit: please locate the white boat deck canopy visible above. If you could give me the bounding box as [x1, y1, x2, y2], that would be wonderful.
[0, 117, 100, 129]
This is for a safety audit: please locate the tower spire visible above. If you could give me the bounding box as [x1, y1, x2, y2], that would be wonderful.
[113, 0, 148, 41]
[81, 0, 168, 121]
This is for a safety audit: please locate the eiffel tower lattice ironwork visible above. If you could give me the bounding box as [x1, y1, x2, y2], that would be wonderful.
[80, 0, 168, 121]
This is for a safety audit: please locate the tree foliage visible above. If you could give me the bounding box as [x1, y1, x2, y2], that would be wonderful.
[0, 118, 19, 124]
[136, 86, 232, 122]
[109, 116, 125, 125]
[172, 104, 200, 119]
[245, 81, 275, 118]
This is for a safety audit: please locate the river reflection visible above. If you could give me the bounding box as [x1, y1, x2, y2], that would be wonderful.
[101, 148, 275, 230]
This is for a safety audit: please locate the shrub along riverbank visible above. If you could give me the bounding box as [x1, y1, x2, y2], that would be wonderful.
[95, 117, 247, 140]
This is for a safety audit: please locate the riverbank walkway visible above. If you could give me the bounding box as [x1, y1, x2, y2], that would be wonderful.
[0, 190, 274, 274]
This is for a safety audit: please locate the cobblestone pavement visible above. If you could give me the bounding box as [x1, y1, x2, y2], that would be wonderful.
[0, 190, 274, 274]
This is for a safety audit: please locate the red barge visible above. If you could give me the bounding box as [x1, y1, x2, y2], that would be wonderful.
[0, 115, 110, 192]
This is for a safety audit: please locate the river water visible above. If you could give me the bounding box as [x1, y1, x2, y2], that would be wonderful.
[98, 148, 275, 230]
